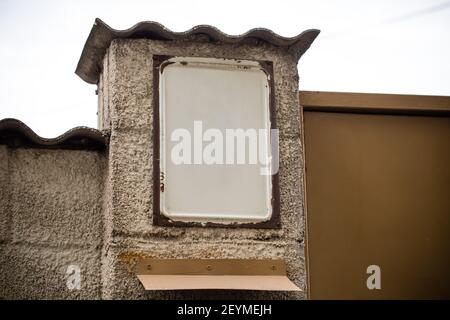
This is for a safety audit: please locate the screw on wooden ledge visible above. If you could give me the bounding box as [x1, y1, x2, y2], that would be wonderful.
[206, 265, 212, 271]
[271, 265, 277, 271]
[147, 264, 152, 271]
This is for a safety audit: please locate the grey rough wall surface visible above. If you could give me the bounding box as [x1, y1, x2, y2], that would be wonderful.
[1, 39, 307, 300]
[0, 147, 105, 299]
[101, 39, 307, 299]
[0, 146, 10, 243]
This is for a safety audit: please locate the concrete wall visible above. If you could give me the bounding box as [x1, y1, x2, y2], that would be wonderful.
[98, 39, 307, 299]
[1, 38, 307, 300]
[0, 145, 105, 299]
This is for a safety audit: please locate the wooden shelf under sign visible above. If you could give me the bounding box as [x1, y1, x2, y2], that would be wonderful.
[132, 259, 301, 291]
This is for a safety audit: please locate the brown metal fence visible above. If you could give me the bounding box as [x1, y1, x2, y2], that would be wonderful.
[300, 91, 450, 299]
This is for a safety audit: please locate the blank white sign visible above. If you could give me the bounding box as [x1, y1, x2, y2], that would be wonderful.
[159, 57, 273, 224]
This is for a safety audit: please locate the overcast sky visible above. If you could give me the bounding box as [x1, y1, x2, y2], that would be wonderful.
[1, 0, 449, 137]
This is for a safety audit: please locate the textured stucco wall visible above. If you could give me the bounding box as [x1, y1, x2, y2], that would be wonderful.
[1, 39, 307, 300]
[0, 146, 105, 299]
[99, 39, 307, 299]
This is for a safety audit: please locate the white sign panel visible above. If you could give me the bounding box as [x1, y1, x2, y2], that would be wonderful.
[159, 57, 275, 224]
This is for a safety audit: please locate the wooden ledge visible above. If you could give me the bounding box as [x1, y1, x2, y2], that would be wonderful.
[133, 259, 300, 291]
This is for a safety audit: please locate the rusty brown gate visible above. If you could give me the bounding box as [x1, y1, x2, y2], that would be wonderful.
[301, 91, 450, 299]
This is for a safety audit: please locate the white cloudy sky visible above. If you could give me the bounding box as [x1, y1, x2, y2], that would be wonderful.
[1, 0, 449, 137]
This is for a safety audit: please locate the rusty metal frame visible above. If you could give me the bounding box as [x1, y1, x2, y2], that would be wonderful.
[152, 55, 280, 229]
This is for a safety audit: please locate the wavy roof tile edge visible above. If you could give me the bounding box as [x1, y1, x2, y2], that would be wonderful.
[0, 118, 108, 150]
[76, 18, 320, 84]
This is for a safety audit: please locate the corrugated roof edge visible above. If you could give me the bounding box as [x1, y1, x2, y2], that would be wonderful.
[0, 118, 108, 150]
[75, 18, 320, 84]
